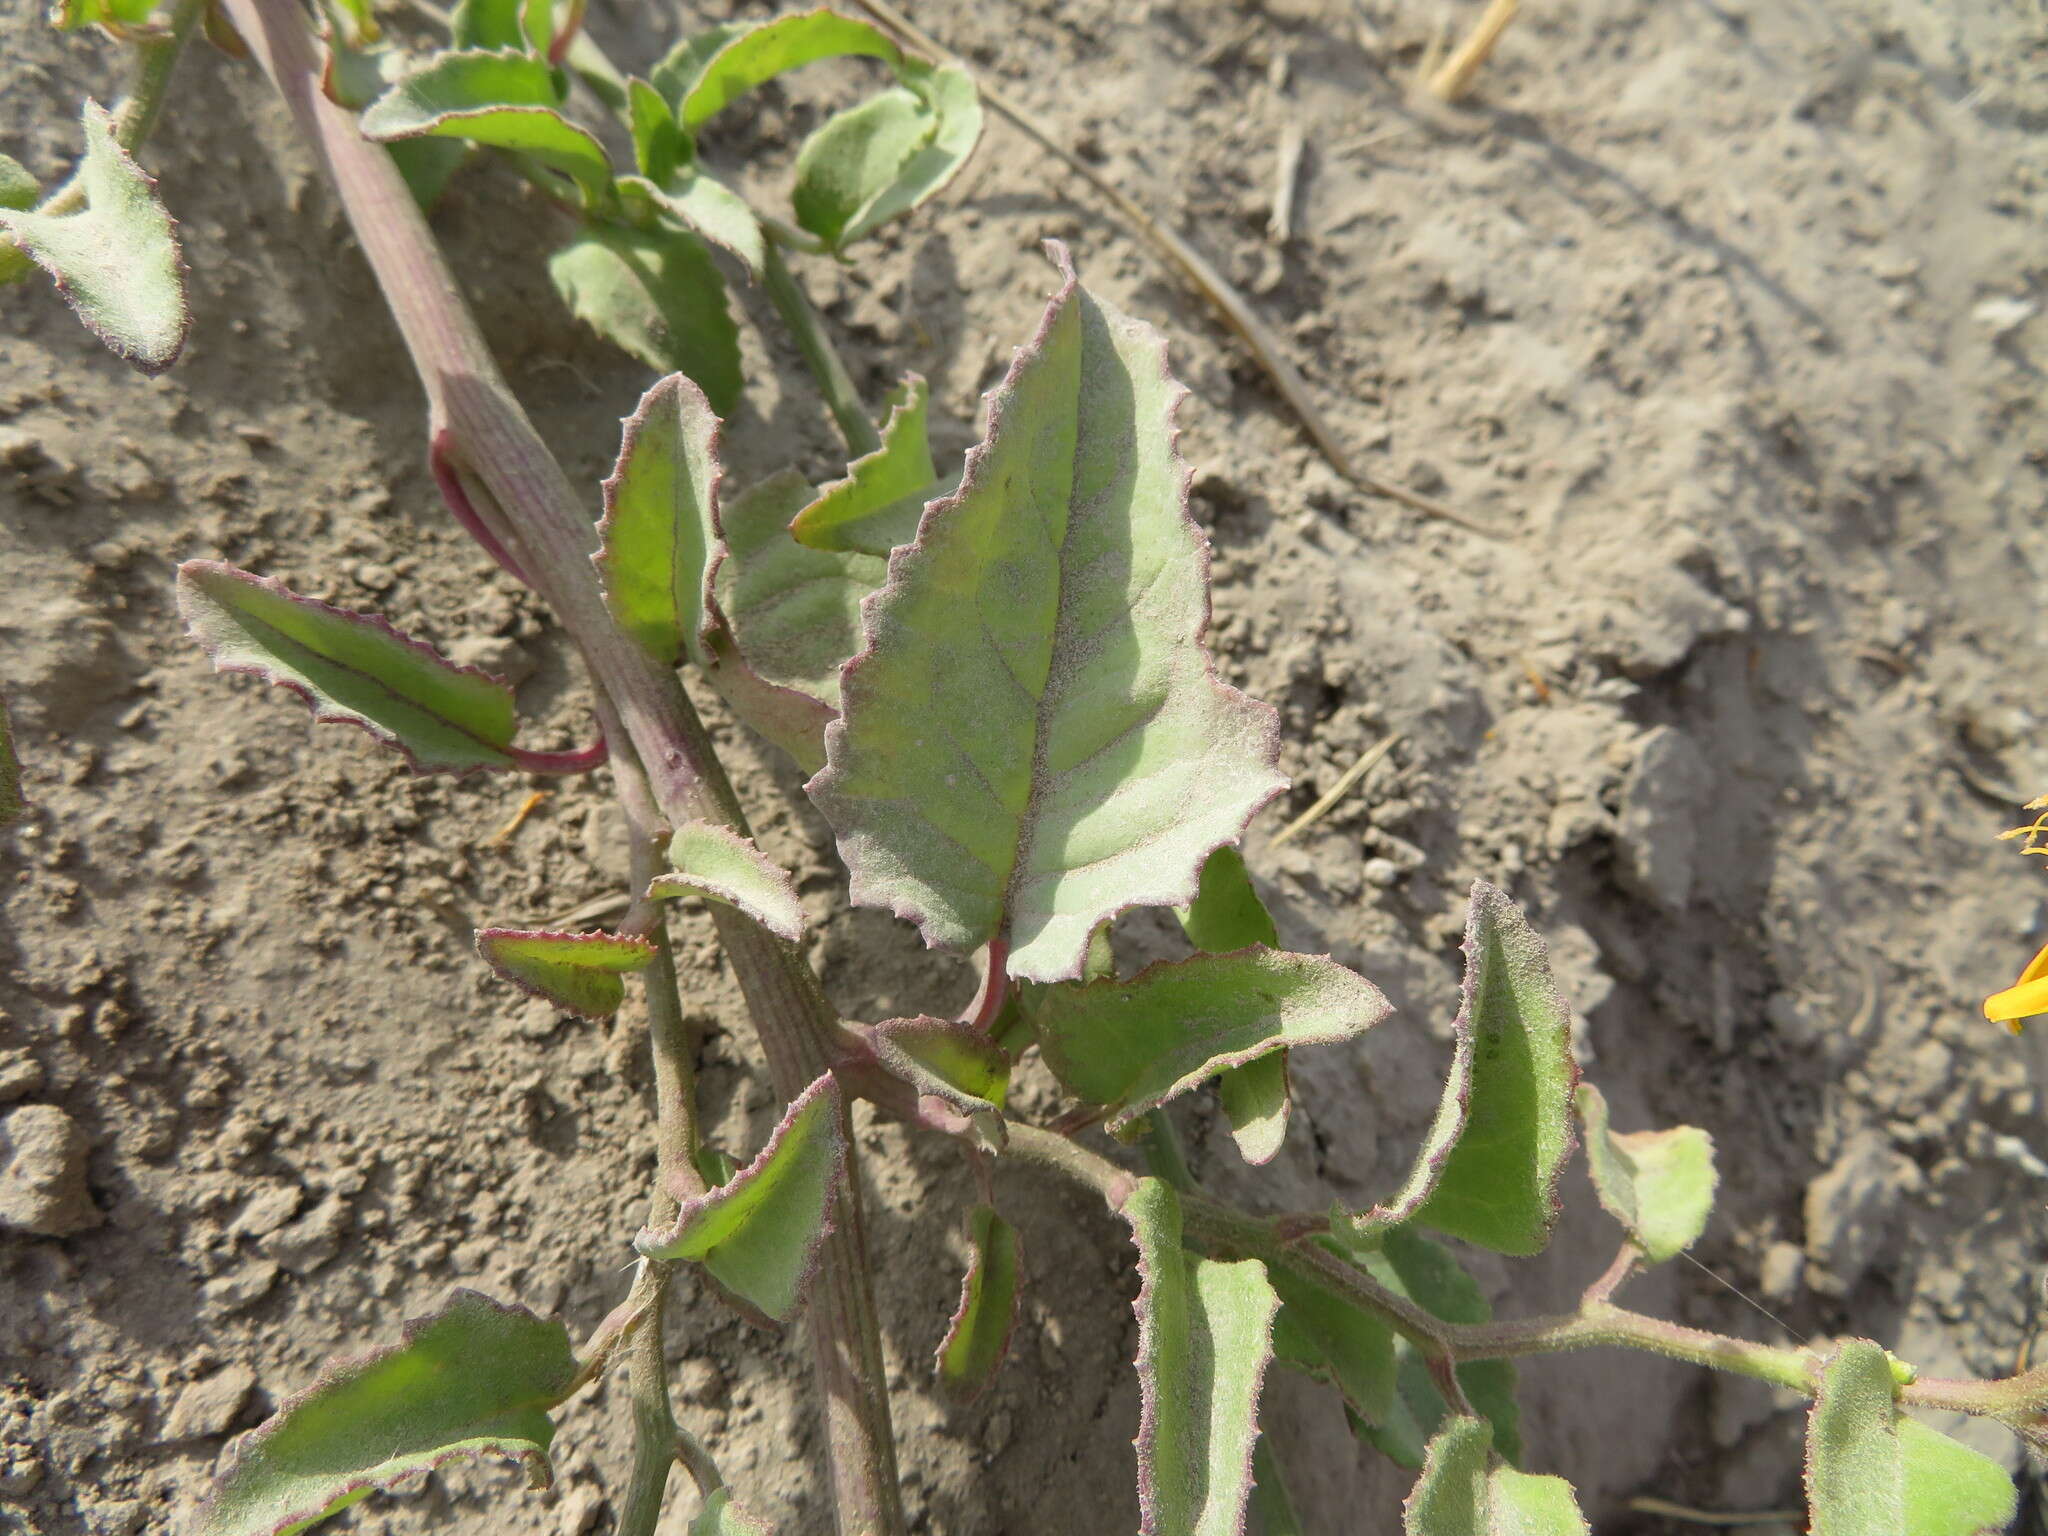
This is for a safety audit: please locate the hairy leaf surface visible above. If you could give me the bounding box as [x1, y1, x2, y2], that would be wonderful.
[1403, 1417, 1588, 1536]
[596, 373, 720, 666]
[1898, 1418, 2017, 1535]
[177, 562, 520, 774]
[791, 62, 979, 251]
[1175, 846, 1292, 1162]
[360, 52, 610, 204]
[649, 821, 806, 943]
[637, 1074, 844, 1324]
[790, 377, 935, 556]
[1033, 949, 1387, 1136]
[197, 1291, 576, 1536]
[1574, 1082, 1716, 1265]
[547, 224, 741, 412]
[1125, 1178, 1278, 1536]
[864, 1015, 1010, 1117]
[675, 10, 901, 126]
[1806, 1339, 1904, 1535]
[475, 929, 655, 1021]
[634, 170, 765, 276]
[808, 246, 1286, 983]
[0, 101, 186, 374]
[688, 1489, 775, 1535]
[935, 1204, 1020, 1404]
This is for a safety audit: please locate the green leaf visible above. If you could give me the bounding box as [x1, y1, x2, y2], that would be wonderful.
[637, 1073, 845, 1325]
[712, 470, 887, 771]
[474, 928, 655, 1021]
[0, 693, 23, 829]
[619, 170, 766, 279]
[1574, 1082, 1716, 1265]
[1403, 1417, 1588, 1536]
[0, 154, 38, 211]
[858, 1014, 1011, 1132]
[48, 0, 159, 30]
[1806, 1339, 1905, 1535]
[1352, 881, 1577, 1256]
[935, 1204, 1021, 1404]
[360, 51, 610, 205]
[1175, 846, 1290, 1162]
[196, 1291, 577, 1536]
[596, 371, 721, 666]
[1216, 1051, 1291, 1165]
[1898, 1418, 2017, 1536]
[451, 0, 551, 54]
[648, 22, 749, 114]
[1267, 1252, 1396, 1426]
[790, 376, 936, 557]
[0, 100, 187, 374]
[547, 223, 742, 413]
[176, 561, 522, 775]
[688, 1488, 774, 1536]
[807, 245, 1287, 983]
[799, 61, 980, 251]
[1346, 1227, 1521, 1468]
[625, 79, 685, 186]
[675, 10, 901, 128]
[1124, 1178, 1279, 1536]
[1031, 949, 1388, 1137]
[649, 821, 807, 943]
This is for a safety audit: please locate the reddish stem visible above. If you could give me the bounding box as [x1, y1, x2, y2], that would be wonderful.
[509, 734, 609, 776]
[960, 936, 1009, 1031]
[431, 429, 534, 586]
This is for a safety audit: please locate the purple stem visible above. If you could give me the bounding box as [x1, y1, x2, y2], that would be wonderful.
[431, 429, 534, 587]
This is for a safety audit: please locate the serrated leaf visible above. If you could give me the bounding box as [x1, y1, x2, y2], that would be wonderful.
[790, 377, 936, 556]
[1574, 1082, 1716, 1265]
[196, 1291, 577, 1536]
[1403, 1417, 1588, 1536]
[475, 928, 654, 1021]
[0, 155, 38, 211]
[1125, 1178, 1279, 1536]
[177, 561, 523, 775]
[596, 372, 720, 666]
[637, 1073, 845, 1325]
[0, 101, 187, 374]
[451, 0, 550, 54]
[798, 61, 980, 251]
[861, 1014, 1011, 1130]
[1806, 1339, 1905, 1535]
[1175, 846, 1290, 1162]
[548, 223, 742, 413]
[1032, 949, 1388, 1138]
[807, 245, 1287, 984]
[626, 79, 685, 186]
[1353, 882, 1577, 1256]
[1268, 1253, 1396, 1426]
[711, 469, 886, 771]
[648, 170, 765, 277]
[935, 1204, 1020, 1404]
[649, 821, 806, 943]
[1898, 1418, 2017, 1535]
[360, 51, 610, 205]
[676, 10, 901, 128]
[1345, 1227, 1521, 1468]
[688, 1488, 775, 1536]
[0, 693, 23, 829]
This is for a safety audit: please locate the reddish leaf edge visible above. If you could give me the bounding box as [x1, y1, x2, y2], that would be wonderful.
[196, 1290, 574, 1536]
[475, 928, 657, 1022]
[804, 241, 1285, 984]
[787, 371, 933, 551]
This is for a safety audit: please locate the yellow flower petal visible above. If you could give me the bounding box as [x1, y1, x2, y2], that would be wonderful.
[1984, 973, 2048, 1034]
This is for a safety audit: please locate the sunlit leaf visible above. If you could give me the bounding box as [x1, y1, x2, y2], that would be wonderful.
[688, 1489, 774, 1536]
[1898, 1418, 2017, 1536]
[649, 821, 806, 943]
[1032, 949, 1387, 1138]
[196, 1291, 577, 1536]
[596, 372, 720, 666]
[475, 928, 654, 1021]
[625, 169, 765, 277]
[637, 1073, 845, 1325]
[0, 154, 38, 211]
[675, 10, 900, 128]
[648, 21, 748, 114]
[1574, 1082, 1716, 1265]
[807, 245, 1286, 983]
[625, 79, 685, 186]
[794, 61, 980, 251]
[176, 561, 522, 775]
[360, 51, 610, 205]
[1174, 846, 1291, 1161]
[1806, 1339, 1905, 1535]
[1125, 1178, 1278, 1536]
[0, 101, 187, 374]
[789, 376, 935, 557]
[1403, 1417, 1587, 1535]
[548, 222, 741, 412]
[0, 693, 23, 829]
[48, 0, 160, 31]
[935, 1204, 1020, 1404]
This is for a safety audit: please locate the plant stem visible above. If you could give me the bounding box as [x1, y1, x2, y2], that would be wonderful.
[617, 1258, 680, 1536]
[218, 4, 905, 1528]
[762, 237, 881, 460]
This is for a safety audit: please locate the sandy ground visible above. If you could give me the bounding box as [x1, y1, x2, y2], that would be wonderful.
[4, 0, 2048, 1532]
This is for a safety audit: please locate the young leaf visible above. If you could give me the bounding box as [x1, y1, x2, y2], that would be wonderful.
[0, 692, 23, 829]
[1805, 1339, 1905, 1535]
[1402, 1417, 1588, 1536]
[689, 1489, 775, 1536]
[1355, 882, 1577, 1256]
[1031, 949, 1388, 1138]
[625, 79, 685, 187]
[1267, 1254, 1396, 1426]
[0, 154, 38, 211]
[935, 1204, 1021, 1404]
[648, 821, 807, 944]
[1898, 1418, 2018, 1535]
[711, 470, 886, 771]
[451, 0, 550, 55]
[176, 561, 523, 775]
[860, 1014, 1012, 1128]
[807, 245, 1287, 984]
[789, 376, 936, 556]
[359, 51, 611, 206]
[675, 10, 901, 128]
[1175, 846, 1290, 1162]
[548, 223, 742, 413]
[647, 21, 749, 113]
[1574, 1082, 1717, 1265]
[475, 929, 655, 1021]
[596, 372, 721, 666]
[799, 61, 981, 252]
[1124, 1178, 1279, 1536]
[637, 1073, 845, 1325]
[0, 101, 187, 374]
[196, 1291, 578, 1536]
[629, 170, 766, 277]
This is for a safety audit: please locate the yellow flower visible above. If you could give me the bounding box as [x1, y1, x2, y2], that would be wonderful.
[1984, 939, 2048, 1035]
